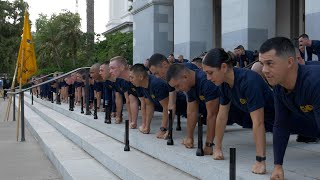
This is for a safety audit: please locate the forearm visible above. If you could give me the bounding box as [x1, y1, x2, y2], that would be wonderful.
[124, 93, 132, 121]
[139, 98, 146, 124]
[115, 93, 123, 117]
[215, 114, 229, 149]
[206, 114, 216, 143]
[273, 126, 290, 165]
[96, 92, 102, 108]
[145, 102, 155, 127]
[253, 120, 266, 157]
[161, 106, 169, 128]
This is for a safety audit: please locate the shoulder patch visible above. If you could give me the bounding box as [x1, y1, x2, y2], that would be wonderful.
[300, 105, 313, 113]
[240, 98, 247, 105]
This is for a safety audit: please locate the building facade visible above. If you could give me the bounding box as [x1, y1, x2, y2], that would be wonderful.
[132, 0, 320, 64]
[105, 0, 133, 34]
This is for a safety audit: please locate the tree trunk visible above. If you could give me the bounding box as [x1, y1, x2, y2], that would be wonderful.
[86, 0, 94, 44]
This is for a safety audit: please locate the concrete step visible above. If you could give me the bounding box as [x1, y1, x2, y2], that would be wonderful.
[21, 100, 120, 180]
[23, 95, 196, 180]
[25, 93, 320, 180]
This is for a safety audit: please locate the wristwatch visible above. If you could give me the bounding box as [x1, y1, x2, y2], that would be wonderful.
[256, 156, 266, 162]
[205, 142, 215, 147]
[160, 127, 167, 132]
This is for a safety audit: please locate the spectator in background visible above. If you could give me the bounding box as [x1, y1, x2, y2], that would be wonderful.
[234, 45, 254, 68]
[299, 33, 320, 61]
[167, 53, 176, 64]
[177, 55, 189, 63]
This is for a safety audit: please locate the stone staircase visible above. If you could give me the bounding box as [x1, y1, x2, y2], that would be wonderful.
[20, 93, 319, 180]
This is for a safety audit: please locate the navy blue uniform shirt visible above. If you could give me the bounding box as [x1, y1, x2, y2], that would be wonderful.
[273, 65, 320, 165]
[220, 68, 274, 131]
[114, 78, 130, 96]
[311, 40, 320, 61]
[237, 50, 254, 68]
[141, 75, 169, 111]
[93, 81, 103, 92]
[305, 61, 320, 65]
[187, 70, 220, 115]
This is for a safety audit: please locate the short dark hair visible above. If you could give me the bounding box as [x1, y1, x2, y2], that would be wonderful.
[102, 60, 110, 65]
[192, 52, 207, 63]
[234, 45, 244, 50]
[299, 33, 309, 39]
[192, 57, 202, 63]
[202, 48, 235, 68]
[169, 53, 174, 57]
[130, 63, 148, 78]
[259, 37, 295, 58]
[149, 53, 169, 67]
[166, 64, 188, 82]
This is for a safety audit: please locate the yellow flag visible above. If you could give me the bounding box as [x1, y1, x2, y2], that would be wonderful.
[16, 10, 37, 85]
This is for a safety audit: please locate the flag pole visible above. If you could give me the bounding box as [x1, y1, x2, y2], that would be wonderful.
[16, 50, 24, 142]
[4, 63, 18, 121]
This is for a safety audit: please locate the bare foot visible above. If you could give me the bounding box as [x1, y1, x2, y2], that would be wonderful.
[156, 131, 168, 139]
[111, 112, 116, 118]
[203, 146, 213, 155]
[115, 117, 122, 124]
[139, 125, 145, 133]
[252, 161, 266, 174]
[141, 128, 150, 134]
[270, 165, 284, 180]
[181, 137, 194, 148]
[213, 148, 224, 160]
[130, 123, 137, 129]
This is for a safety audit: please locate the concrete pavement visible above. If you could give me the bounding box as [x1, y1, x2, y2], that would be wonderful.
[0, 98, 62, 180]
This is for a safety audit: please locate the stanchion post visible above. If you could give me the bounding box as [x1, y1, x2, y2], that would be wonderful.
[31, 90, 33, 105]
[176, 113, 182, 131]
[230, 148, 236, 180]
[196, 114, 204, 156]
[85, 69, 90, 115]
[124, 119, 130, 151]
[51, 90, 54, 103]
[167, 109, 174, 145]
[20, 92, 25, 142]
[93, 98, 98, 119]
[80, 96, 84, 114]
[104, 100, 111, 124]
[13, 89, 16, 121]
[56, 82, 61, 105]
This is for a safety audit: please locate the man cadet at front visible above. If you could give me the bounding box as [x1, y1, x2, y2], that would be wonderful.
[259, 37, 320, 180]
[166, 64, 220, 155]
[129, 64, 170, 139]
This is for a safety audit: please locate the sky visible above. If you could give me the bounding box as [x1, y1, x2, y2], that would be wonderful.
[16, 0, 109, 34]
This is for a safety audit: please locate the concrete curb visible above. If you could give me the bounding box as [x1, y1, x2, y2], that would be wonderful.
[22, 101, 120, 180]
[24, 96, 196, 180]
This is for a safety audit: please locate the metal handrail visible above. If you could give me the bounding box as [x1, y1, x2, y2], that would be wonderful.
[244, 59, 259, 69]
[29, 72, 55, 84]
[7, 67, 90, 95]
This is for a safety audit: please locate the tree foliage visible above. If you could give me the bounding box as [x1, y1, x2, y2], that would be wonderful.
[1, 2, 133, 76]
[0, 0, 27, 76]
[95, 32, 133, 65]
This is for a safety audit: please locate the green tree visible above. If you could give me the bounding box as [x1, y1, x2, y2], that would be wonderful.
[94, 32, 133, 65]
[34, 11, 83, 73]
[0, 0, 27, 76]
